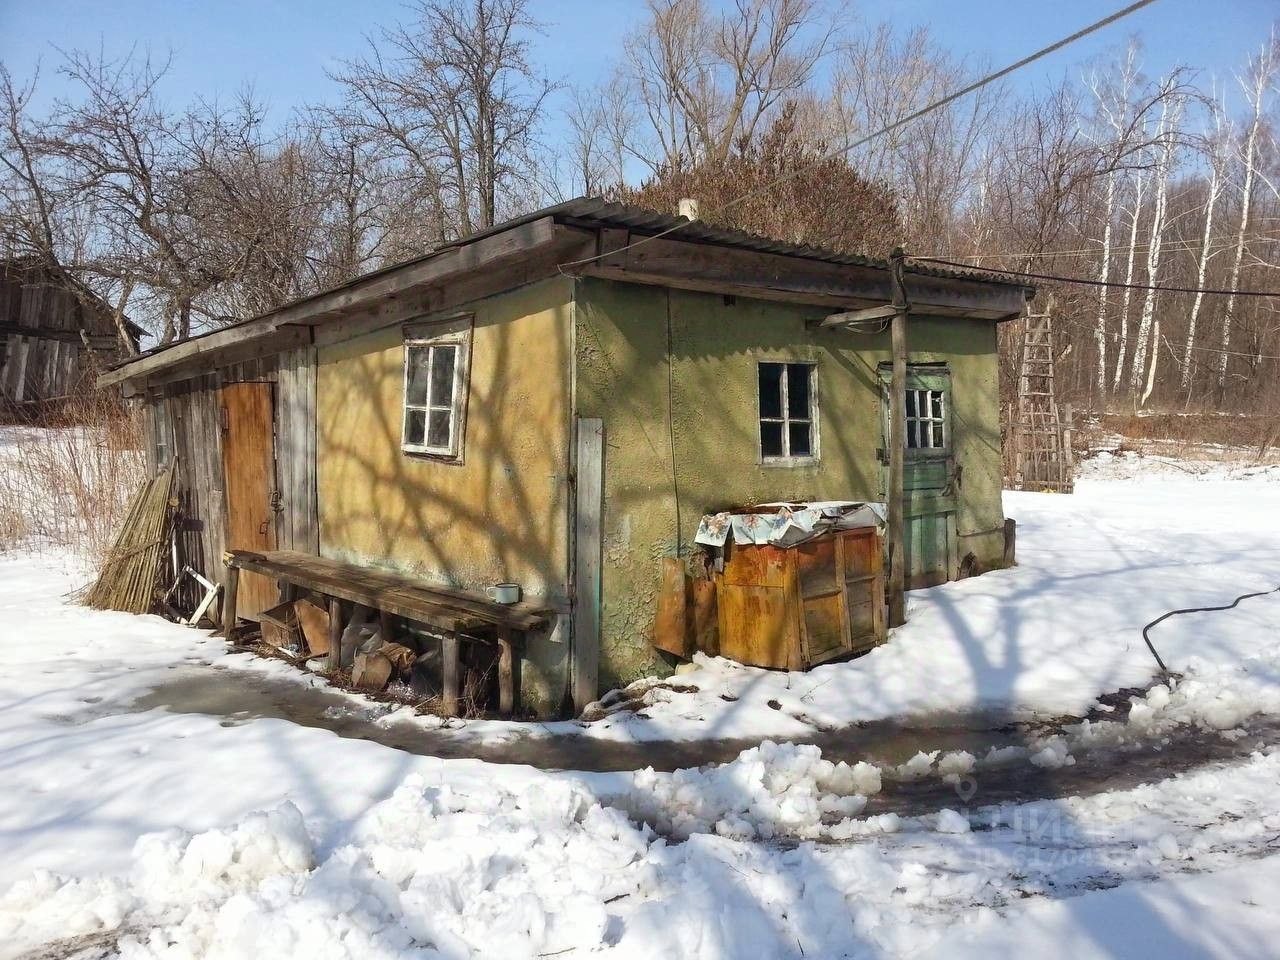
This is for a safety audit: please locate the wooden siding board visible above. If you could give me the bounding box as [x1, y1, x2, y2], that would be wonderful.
[276, 346, 318, 555]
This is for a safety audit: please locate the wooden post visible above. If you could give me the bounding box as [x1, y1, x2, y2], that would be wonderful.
[1061, 402, 1075, 471]
[221, 561, 240, 639]
[326, 597, 343, 671]
[497, 628, 516, 717]
[572, 418, 604, 714]
[442, 632, 460, 716]
[887, 248, 909, 627]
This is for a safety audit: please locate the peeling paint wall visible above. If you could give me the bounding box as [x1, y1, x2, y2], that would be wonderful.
[574, 277, 1005, 689]
[315, 277, 574, 713]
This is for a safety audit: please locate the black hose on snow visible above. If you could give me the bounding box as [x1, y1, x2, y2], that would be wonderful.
[1141, 585, 1280, 675]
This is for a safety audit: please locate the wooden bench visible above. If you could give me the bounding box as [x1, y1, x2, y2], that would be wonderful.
[222, 549, 549, 717]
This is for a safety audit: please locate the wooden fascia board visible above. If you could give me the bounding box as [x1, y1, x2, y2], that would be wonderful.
[574, 233, 1028, 319]
[98, 217, 564, 389]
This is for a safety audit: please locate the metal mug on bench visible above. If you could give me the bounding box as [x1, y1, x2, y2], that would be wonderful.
[487, 582, 521, 605]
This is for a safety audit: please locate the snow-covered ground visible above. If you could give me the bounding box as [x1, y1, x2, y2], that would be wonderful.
[1, 452, 1279, 958]
[442, 451, 1280, 745]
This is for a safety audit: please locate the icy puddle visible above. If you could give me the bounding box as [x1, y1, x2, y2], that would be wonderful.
[126, 665, 1280, 820]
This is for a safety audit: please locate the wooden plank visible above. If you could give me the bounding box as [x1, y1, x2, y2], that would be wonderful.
[572, 417, 604, 713]
[98, 217, 567, 388]
[497, 627, 515, 717]
[275, 346, 319, 554]
[221, 563, 239, 638]
[295, 597, 331, 656]
[581, 235, 1029, 318]
[817, 304, 896, 328]
[652, 556, 691, 657]
[327, 597, 343, 670]
[886, 250, 908, 627]
[225, 549, 550, 631]
[220, 382, 277, 618]
[691, 578, 718, 656]
[10, 335, 29, 401]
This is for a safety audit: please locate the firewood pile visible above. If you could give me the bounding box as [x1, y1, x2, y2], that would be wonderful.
[248, 596, 496, 715]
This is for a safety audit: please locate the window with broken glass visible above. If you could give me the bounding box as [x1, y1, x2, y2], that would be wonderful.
[905, 388, 947, 451]
[758, 361, 818, 462]
[403, 328, 470, 458]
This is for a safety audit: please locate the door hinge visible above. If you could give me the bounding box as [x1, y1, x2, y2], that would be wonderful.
[269, 489, 284, 514]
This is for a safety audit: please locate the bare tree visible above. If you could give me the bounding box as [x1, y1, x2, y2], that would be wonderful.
[1132, 88, 1185, 403]
[1218, 34, 1277, 389]
[616, 0, 830, 173]
[332, 0, 553, 237]
[1181, 92, 1230, 389]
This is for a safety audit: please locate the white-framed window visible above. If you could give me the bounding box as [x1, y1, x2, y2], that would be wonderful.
[402, 319, 471, 459]
[758, 361, 818, 463]
[905, 388, 947, 450]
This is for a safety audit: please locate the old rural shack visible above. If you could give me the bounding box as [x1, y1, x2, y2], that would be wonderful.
[2, 258, 141, 410]
[98, 198, 1032, 718]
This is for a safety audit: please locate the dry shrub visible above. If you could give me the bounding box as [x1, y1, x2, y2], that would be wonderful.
[1094, 412, 1280, 463]
[0, 388, 147, 565]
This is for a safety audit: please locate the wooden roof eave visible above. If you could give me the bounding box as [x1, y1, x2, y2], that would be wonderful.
[99, 214, 1031, 392]
[98, 216, 586, 390]
[571, 230, 1032, 320]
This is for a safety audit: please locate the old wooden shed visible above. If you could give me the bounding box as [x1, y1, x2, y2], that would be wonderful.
[1, 259, 140, 409]
[99, 198, 1032, 717]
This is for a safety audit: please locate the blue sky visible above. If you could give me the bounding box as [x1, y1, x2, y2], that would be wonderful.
[1, 0, 1275, 140]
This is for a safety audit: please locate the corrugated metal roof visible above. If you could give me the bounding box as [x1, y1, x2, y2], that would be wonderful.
[454, 197, 1031, 290]
[103, 196, 1031, 375]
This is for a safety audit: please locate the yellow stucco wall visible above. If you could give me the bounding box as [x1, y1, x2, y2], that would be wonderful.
[315, 277, 574, 604]
[575, 278, 1007, 687]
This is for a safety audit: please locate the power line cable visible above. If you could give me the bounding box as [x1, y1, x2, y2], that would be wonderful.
[921, 233, 1275, 262]
[915, 256, 1280, 298]
[558, 0, 1160, 273]
[1048, 309, 1280, 362]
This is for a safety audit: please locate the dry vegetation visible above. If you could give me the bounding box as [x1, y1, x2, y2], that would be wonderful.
[1084, 412, 1280, 463]
[0, 390, 147, 563]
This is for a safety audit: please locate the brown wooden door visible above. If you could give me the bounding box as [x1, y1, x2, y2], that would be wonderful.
[221, 382, 277, 619]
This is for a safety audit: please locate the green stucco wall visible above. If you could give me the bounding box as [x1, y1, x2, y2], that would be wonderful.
[574, 277, 1006, 689]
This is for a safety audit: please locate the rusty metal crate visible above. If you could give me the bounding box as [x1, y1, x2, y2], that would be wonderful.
[715, 526, 885, 670]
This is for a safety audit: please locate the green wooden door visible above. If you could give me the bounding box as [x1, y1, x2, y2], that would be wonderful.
[879, 364, 958, 589]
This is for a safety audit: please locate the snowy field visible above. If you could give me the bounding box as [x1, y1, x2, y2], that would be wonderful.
[1, 451, 1279, 958]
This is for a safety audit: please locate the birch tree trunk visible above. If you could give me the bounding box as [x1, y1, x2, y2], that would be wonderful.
[1219, 42, 1275, 390]
[1111, 172, 1146, 392]
[1095, 169, 1116, 398]
[1181, 129, 1224, 390]
[1132, 97, 1180, 403]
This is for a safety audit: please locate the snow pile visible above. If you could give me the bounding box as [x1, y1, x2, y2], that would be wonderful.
[0, 780, 647, 959]
[624, 739, 882, 840]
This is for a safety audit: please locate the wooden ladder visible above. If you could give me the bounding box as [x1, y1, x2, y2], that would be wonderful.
[1013, 301, 1074, 493]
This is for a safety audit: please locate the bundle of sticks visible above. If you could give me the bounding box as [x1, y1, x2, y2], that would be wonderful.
[84, 461, 177, 614]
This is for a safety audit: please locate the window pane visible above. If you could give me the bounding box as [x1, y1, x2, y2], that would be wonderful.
[905, 390, 917, 418]
[761, 420, 784, 458]
[930, 390, 944, 419]
[759, 363, 783, 419]
[932, 422, 944, 448]
[787, 364, 811, 417]
[406, 347, 430, 407]
[405, 409, 426, 446]
[430, 345, 457, 407]
[427, 409, 452, 449]
[907, 421, 920, 449]
[789, 422, 812, 457]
